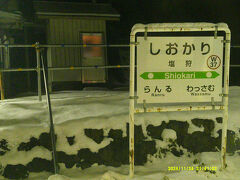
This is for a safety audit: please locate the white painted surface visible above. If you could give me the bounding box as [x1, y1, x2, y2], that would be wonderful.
[0, 86, 239, 180]
[137, 37, 223, 103]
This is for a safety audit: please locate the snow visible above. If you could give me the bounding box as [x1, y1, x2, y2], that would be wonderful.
[133, 22, 228, 28]
[161, 129, 177, 142]
[131, 23, 229, 33]
[48, 174, 71, 180]
[29, 153, 240, 180]
[100, 171, 127, 180]
[0, 86, 240, 179]
[0, 146, 52, 166]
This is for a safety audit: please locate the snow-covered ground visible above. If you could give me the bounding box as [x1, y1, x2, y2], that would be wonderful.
[38, 153, 240, 180]
[0, 87, 240, 180]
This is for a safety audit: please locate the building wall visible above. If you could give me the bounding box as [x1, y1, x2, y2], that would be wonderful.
[47, 18, 106, 83]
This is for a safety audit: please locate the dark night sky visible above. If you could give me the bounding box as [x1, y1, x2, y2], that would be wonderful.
[26, 0, 239, 42]
[104, 0, 239, 64]
[31, 0, 239, 84]
[46, 0, 239, 63]
[110, 0, 239, 43]
[21, 0, 239, 47]
[46, 0, 239, 43]
[106, 0, 240, 84]
[17, 0, 240, 66]
[2, 0, 240, 97]
[11, 0, 240, 94]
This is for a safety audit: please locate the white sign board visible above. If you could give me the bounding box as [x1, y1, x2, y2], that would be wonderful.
[137, 36, 223, 103]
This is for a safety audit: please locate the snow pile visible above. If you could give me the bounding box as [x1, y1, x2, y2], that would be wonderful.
[48, 174, 71, 180]
[131, 22, 229, 34]
[0, 87, 240, 180]
[161, 129, 177, 142]
[100, 171, 127, 180]
[1, 86, 240, 132]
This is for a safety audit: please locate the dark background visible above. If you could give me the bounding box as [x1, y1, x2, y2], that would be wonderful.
[2, 0, 240, 97]
[107, 0, 240, 86]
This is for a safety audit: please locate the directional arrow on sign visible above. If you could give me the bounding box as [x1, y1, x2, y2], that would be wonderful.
[140, 71, 220, 80]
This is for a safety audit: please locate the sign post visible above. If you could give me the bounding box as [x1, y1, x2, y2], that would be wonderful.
[129, 23, 231, 178]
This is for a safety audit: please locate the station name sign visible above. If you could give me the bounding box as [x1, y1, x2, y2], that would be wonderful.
[137, 36, 223, 103]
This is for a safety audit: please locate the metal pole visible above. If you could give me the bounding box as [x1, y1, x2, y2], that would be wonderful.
[2, 64, 240, 73]
[1, 43, 240, 48]
[0, 44, 34, 48]
[41, 54, 58, 174]
[0, 40, 3, 100]
[0, 65, 131, 72]
[42, 44, 130, 48]
[134, 105, 224, 113]
[129, 35, 135, 178]
[5, 46, 10, 98]
[221, 31, 231, 169]
[228, 65, 240, 67]
[231, 45, 240, 48]
[0, 44, 130, 48]
[47, 65, 130, 70]
[0, 68, 36, 72]
[47, 47, 53, 93]
[0, 72, 4, 100]
[35, 42, 42, 101]
[6, 46, 10, 69]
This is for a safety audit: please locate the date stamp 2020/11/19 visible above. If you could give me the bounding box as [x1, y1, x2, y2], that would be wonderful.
[168, 166, 217, 172]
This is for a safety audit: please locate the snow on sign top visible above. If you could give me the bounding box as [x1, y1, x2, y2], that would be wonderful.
[131, 22, 229, 33]
[135, 23, 227, 104]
